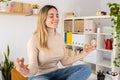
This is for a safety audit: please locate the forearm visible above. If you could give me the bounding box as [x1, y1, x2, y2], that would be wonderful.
[61, 51, 86, 66]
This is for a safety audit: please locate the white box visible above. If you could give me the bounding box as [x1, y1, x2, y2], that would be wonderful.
[84, 20, 97, 33]
[72, 34, 85, 47]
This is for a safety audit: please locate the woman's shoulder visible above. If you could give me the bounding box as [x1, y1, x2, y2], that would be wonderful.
[28, 33, 37, 45]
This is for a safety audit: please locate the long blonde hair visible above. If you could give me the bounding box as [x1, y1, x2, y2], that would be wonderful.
[35, 5, 58, 49]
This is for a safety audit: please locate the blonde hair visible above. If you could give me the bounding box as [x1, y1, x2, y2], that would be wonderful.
[35, 5, 58, 49]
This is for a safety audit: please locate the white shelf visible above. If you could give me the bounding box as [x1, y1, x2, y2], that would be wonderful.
[97, 60, 111, 68]
[97, 49, 112, 52]
[64, 15, 110, 20]
[84, 33, 97, 35]
[63, 15, 116, 78]
[97, 33, 112, 36]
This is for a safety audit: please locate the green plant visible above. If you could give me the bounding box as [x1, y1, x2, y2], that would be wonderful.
[0, 45, 14, 80]
[97, 70, 105, 80]
[0, 0, 11, 2]
[107, 2, 120, 73]
[32, 4, 39, 9]
[108, 3, 120, 15]
[97, 70, 105, 76]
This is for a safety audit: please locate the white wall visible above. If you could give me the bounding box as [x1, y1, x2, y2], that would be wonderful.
[0, 0, 100, 64]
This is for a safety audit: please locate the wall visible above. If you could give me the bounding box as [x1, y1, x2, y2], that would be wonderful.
[0, 0, 100, 64]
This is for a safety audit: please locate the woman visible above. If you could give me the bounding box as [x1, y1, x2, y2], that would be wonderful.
[15, 5, 92, 80]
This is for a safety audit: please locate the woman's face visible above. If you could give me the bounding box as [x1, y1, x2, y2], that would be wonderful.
[45, 8, 59, 29]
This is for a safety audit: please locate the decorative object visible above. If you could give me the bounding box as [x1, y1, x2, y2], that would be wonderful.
[66, 12, 75, 18]
[104, 38, 112, 50]
[0, 45, 14, 80]
[96, 10, 106, 16]
[107, 3, 120, 74]
[91, 38, 97, 49]
[97, 70, 105, 80]
[0, 0, 11, 12]
[32, 3, 39, 14]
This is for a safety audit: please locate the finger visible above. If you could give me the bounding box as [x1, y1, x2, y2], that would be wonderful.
[19, 58, 24, 67]
[21, 58, 24, 65]
[15, 58, 20, 66]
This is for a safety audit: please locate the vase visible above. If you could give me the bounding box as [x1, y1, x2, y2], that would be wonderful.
[33, 9, 39, 14]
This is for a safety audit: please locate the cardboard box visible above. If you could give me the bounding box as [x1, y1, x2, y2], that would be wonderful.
[74, 20, 84, 32]
[64, 20, 72, 32]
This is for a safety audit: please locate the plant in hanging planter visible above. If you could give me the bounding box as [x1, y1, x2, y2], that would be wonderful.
[0, 0, 11, 2]
[32, 3, 39, 9]
[107, 3, 120, 74]
[32, 3, 39, 14]
[97, 70, 105, 80]
[0, 45, 14, 80]
[0, 0, 11, 12]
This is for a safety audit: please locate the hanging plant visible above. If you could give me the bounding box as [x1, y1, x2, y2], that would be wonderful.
[107, 2, 120, 73]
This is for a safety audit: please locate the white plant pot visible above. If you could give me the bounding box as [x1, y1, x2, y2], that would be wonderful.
[33, 9, 39, 14]
[0, 2, 7, 12]
[0, 71, 4, 80]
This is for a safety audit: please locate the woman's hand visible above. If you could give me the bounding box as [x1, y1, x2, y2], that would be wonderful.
[15, 58, 29, 75]
[84, 44, 96, 53]
[79, 44, 96, 58]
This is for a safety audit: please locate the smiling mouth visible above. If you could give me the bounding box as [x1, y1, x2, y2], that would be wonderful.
[51, 22, 58, 24]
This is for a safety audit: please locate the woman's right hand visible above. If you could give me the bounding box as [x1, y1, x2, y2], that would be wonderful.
[15, 58, 29, 75]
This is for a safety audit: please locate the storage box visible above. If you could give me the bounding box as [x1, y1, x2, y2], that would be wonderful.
[84, 20, 97, 33]
[66, 32, 72, 44]
[64, 20, 72, 32]
[72, 34, 85, 47]
[74, 20, 84, 32]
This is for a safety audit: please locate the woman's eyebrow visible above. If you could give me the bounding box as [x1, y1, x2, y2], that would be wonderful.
[48, 13, 59, 15]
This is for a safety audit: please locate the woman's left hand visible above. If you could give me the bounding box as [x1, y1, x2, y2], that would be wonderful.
[84, 44, 96, 53]
[79, 44, 96, 58]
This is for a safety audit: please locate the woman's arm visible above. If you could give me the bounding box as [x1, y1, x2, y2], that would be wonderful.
[15, 35, 39, 77]
[60, 44, 95, 66]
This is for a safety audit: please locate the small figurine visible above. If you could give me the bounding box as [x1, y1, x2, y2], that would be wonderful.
[91, 38, 97, 49]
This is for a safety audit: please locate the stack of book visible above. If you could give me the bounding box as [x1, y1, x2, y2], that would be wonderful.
[9, 2, 32, 14]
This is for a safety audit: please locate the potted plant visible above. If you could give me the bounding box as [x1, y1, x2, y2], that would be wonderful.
[107, 3, 120, 74]
[32, 3, 39, 14]
[0, 0, 11, 12]
[0, 45, 14, 80]
[97, 70, 105, 80]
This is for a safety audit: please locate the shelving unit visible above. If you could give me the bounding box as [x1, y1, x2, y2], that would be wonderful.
[0, 11, 38, 16]
[63, 15, 116, 80]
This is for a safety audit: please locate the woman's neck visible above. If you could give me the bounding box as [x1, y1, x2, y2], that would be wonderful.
[47, 27, 56, 36]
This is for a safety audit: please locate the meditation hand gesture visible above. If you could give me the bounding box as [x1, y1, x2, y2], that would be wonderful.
[84, 44, 96, 53]
[80, 44, 96, 58]
[15, 58, 29, 75]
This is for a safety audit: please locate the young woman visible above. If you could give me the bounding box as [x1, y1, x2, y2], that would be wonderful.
[15, 5, 92, 80]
